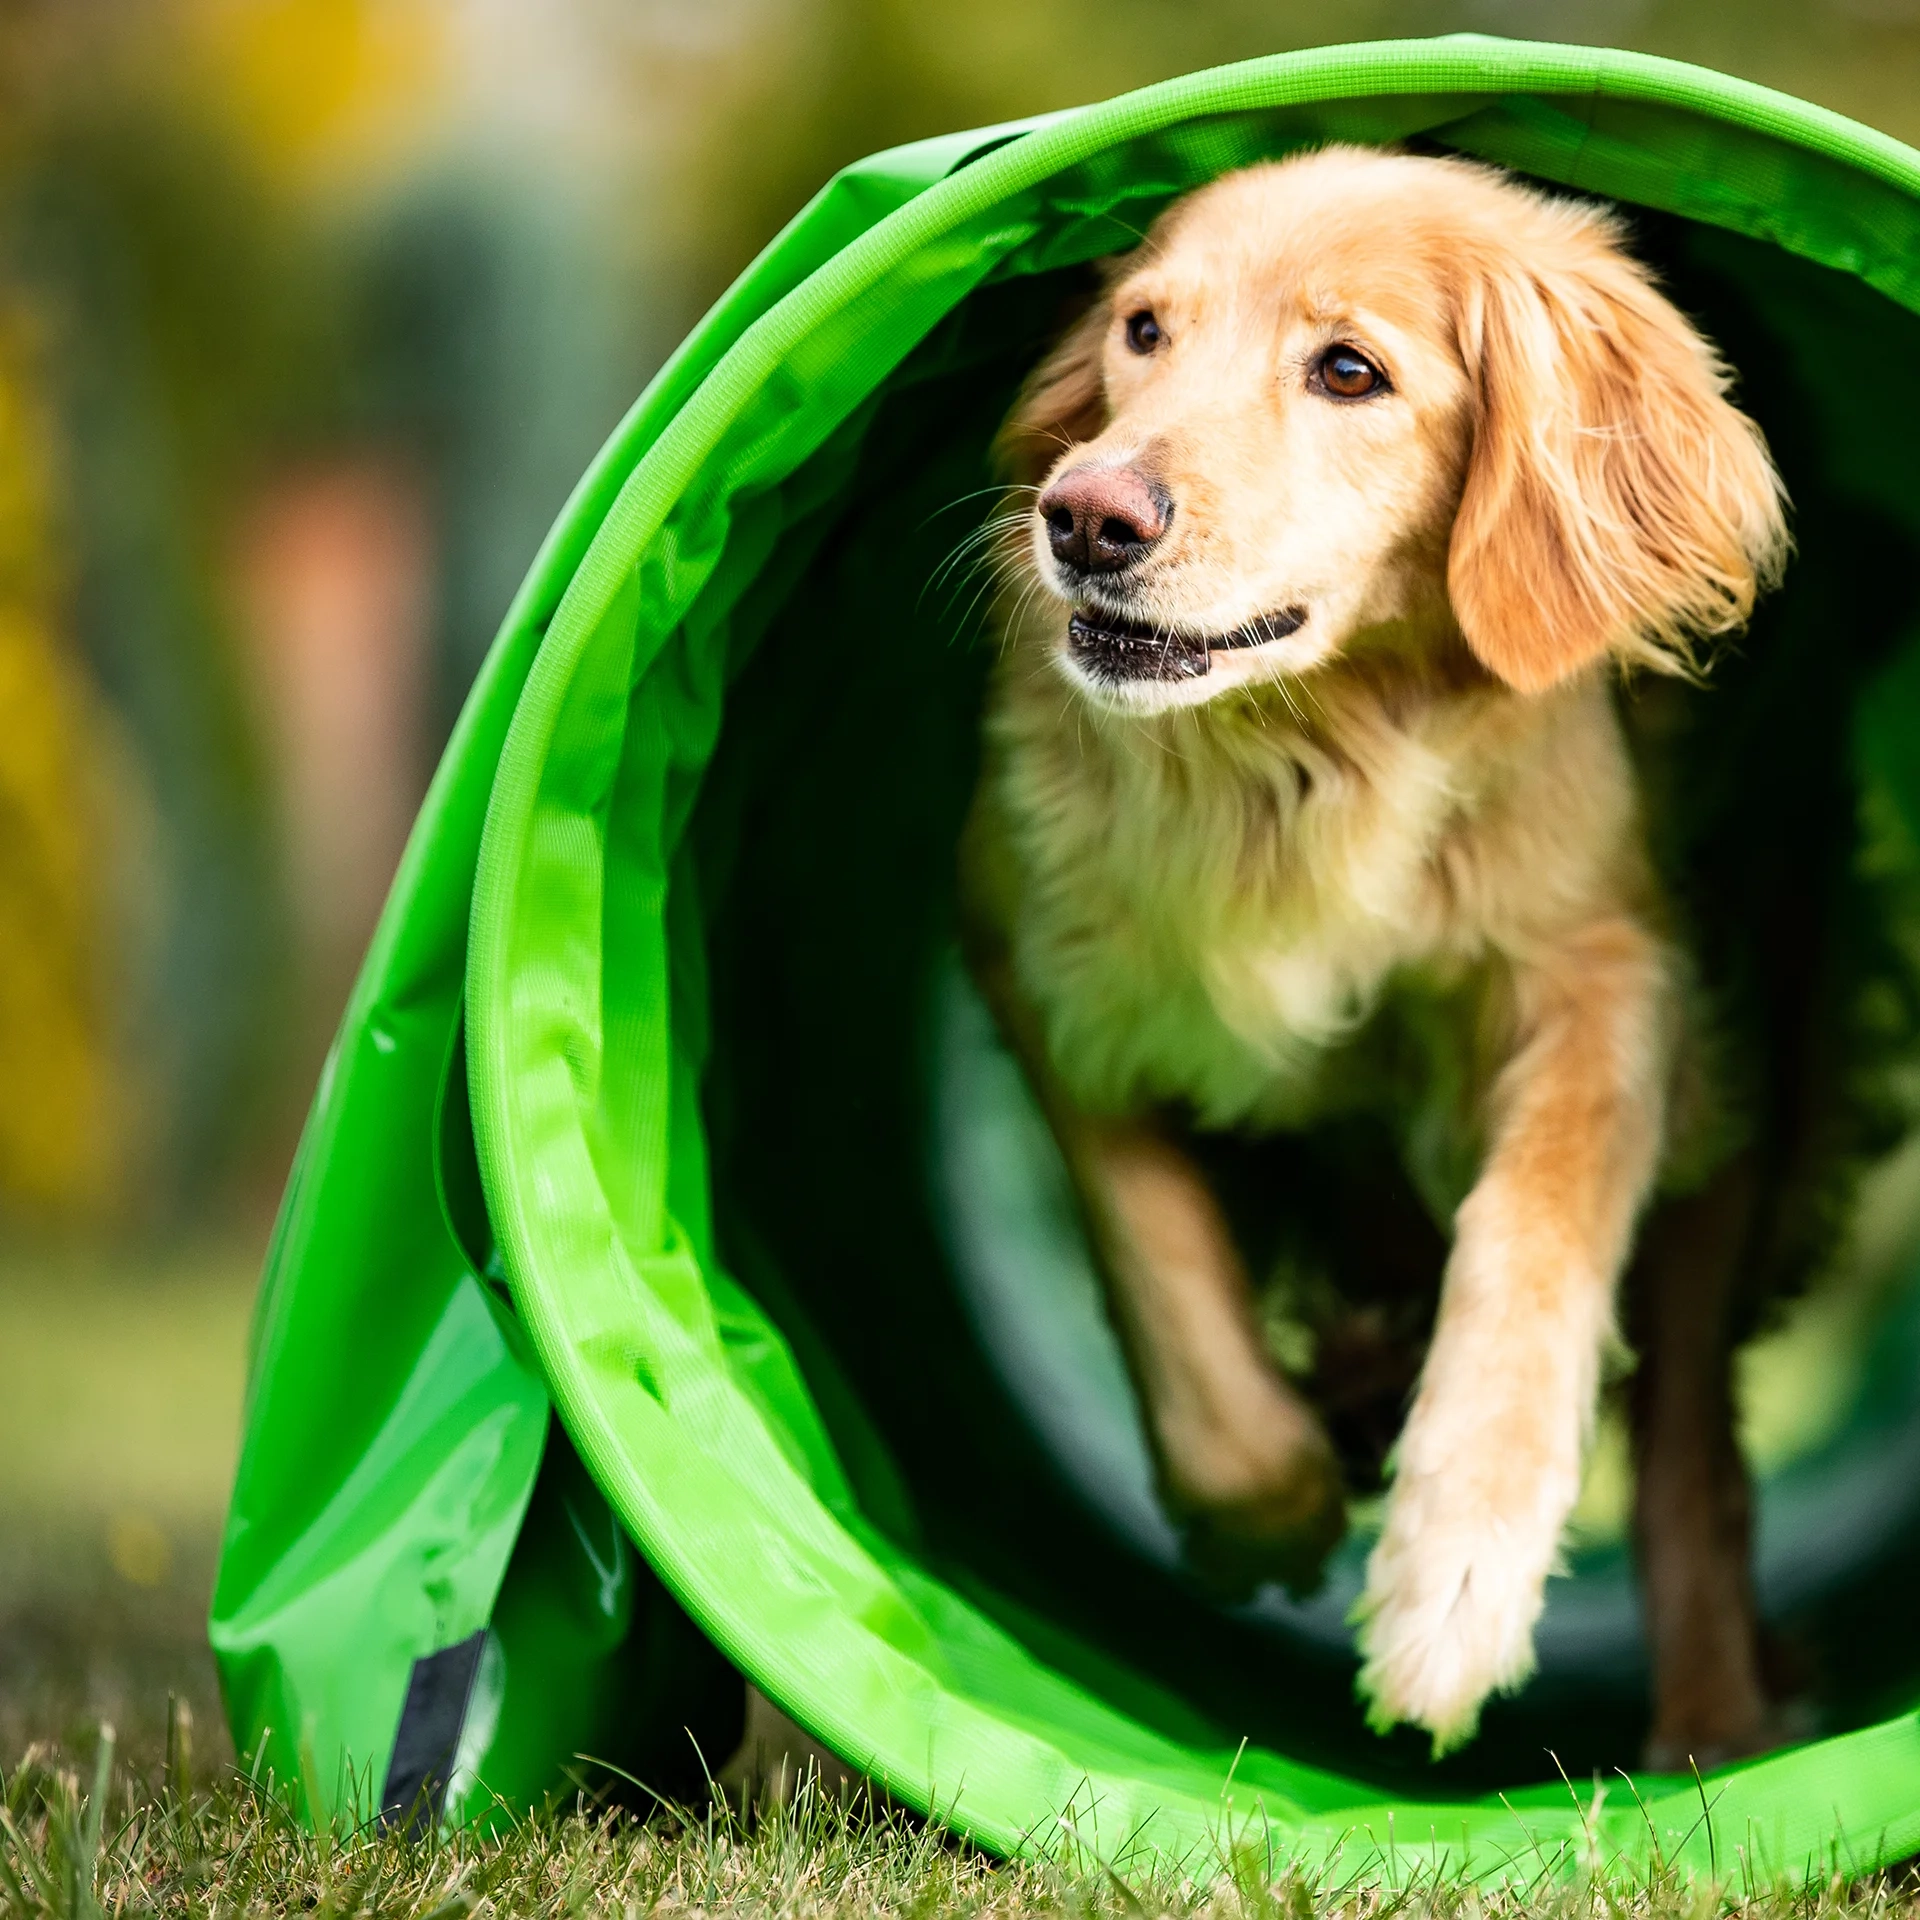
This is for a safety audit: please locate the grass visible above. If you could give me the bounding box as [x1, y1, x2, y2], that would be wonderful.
[12, 1243, 1920, 1918]
[7, 1712, 1920, 1920]
[0, 1246, 256, 1526]
[0, 1243, 252, 1770]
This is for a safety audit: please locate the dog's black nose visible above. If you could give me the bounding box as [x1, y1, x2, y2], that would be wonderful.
[1040, 466, 1169, 574]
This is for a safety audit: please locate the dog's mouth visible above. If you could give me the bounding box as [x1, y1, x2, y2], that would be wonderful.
[1065, 604, 1309, 684]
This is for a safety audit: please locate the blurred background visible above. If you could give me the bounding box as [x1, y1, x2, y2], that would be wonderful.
[5, 0, 1920, 1775]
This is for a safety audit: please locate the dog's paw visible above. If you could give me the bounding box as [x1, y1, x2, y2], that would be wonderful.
[1640, 1722, 1777, 1778]
[1352, 1468, 1558, 1754]
[1158, 1408, 1348, 1598]
[1642, 1678, 1794, 1775]
[1180, 1464, 1348, 1599]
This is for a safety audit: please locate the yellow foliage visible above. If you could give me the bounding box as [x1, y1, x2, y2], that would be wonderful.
[0, 315, 118, 1217]
[178, 0, 448, 189]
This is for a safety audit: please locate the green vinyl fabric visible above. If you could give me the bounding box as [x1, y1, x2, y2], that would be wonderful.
[214, 35, 1920, 1882]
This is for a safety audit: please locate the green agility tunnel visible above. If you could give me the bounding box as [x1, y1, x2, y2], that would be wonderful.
[212, 35, 1920, 1879]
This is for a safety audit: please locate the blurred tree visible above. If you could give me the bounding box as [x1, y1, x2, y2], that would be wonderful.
[2, 76, 322, 1219]
[0, 0, 646, 1223]
[0, 308, 118, 1216]
[179, 0, 448, 191]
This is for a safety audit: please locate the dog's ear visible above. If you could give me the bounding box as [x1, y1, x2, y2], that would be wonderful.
[994, 295, 1110, 487]
[1447, 218, 1788, 693]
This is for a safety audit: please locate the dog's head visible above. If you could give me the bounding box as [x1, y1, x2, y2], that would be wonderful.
[997, 147, 1787, 713]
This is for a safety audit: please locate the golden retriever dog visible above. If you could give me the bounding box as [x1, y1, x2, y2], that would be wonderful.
[960, 146, 1789, 1761]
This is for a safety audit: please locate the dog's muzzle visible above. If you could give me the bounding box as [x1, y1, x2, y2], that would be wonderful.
[1066, 606, 1308, 684]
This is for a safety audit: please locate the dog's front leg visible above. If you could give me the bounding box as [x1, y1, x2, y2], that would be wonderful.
[1356, 919, 1670, 1751]
[1073, 1117, 1347, 1588]
[960, 886, 1346, 1589]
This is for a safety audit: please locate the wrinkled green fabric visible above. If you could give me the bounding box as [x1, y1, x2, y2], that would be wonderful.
[218, 35, 1920, 1879]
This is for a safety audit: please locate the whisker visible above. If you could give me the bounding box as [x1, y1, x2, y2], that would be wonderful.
[923, 510, 1040, 625]
[920, 480, 1040, 525]
[993, 568, 1048, 661]
[1255, 649, 1311, 731]
[917, 482, 1040, 537]
[928, 512, 1032, 594]
[951, 560, 1016, 644]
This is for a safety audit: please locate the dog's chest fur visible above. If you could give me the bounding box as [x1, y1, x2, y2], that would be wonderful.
[979, 654, 1640, 1138]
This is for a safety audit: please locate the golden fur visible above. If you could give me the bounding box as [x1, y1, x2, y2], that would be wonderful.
[962, 147, 1788, 1754]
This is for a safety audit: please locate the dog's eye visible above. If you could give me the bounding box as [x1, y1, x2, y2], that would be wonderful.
[1125, 309, 1163, 355]
[1315, 346, 1385, 399]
